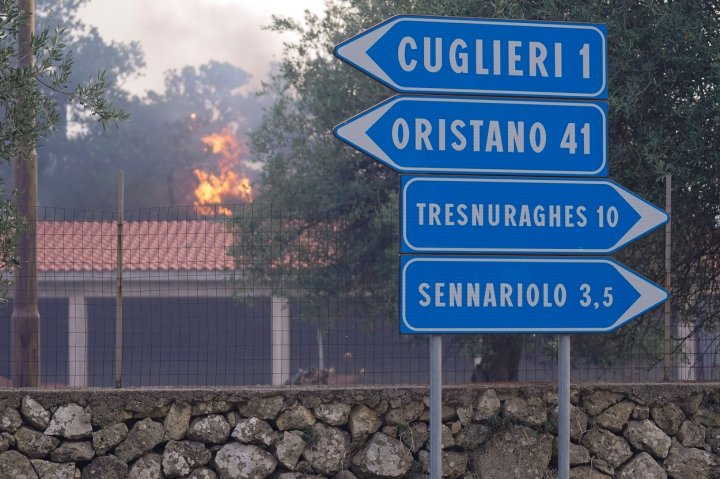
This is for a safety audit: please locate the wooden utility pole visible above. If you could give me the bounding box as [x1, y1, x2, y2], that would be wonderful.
[12, 0, 40, 387]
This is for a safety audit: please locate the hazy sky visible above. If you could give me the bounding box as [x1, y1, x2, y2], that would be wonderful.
[78, 0, 327, 97]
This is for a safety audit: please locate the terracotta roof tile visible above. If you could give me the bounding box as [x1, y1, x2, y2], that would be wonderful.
[37, 221, 234, 272]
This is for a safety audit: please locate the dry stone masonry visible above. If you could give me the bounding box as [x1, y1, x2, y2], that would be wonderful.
[0, 384, 717, 478]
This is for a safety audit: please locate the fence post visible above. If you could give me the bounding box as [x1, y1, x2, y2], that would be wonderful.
[68, 294, 88, 387]
[271, 296, 291, 385]
[115, 171, 124, 388]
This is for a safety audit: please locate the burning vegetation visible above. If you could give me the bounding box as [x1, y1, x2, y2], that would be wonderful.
[193, 128, 253, 215]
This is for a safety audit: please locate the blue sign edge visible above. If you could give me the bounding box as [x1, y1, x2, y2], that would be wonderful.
[398, 255, 668, 334]
[333, 15, 608, 99]
[399, 175, 669, 255]
[334, 94, 609, 177]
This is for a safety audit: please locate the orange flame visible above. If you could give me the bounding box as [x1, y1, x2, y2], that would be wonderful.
[193, 129, 253, 215]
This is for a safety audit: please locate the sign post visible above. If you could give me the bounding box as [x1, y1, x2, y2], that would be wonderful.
[429, 335, 442, 478]
[558, 334, 571, 478]
[334, 14, 666, 479]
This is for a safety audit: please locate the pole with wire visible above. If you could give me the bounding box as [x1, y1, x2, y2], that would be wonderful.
[11, 0, 40, 388]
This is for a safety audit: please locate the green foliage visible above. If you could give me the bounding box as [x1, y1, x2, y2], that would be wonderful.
[0, 189, 23, 302]
[0, 0, 127, 299]
[38, 59, 266, 210]
[231, 199, 397, 327]
[302, 424, 317, 446]
[3, 0, 267, 211]
[248, 0, 720, 378]
[0, 0, 128, 163]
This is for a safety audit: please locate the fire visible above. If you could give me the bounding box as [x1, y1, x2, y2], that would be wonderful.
[193, 129, 253, 215]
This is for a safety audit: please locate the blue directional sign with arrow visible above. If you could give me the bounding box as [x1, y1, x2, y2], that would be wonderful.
[334, 16, 607, 98]
[401, 176, 668, 254]
[335, 95, 607, 176]
[334, 15, 669, 340]
[400, 256, 668, 333]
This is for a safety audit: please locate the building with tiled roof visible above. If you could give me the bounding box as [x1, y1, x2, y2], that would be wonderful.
[4, 219, 468, 388]
[16, 220, 290, 388]
[37, 220, 234, 272]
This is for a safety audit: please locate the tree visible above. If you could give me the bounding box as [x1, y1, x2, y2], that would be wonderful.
[0, 0, 267, 211]
[38, 60, 267, 211]
[2, 0, 128, 386]
[0, 0, 126, 277]
[0, 0, 140, 210]
[248, 0, 720, 381]
[240, 2, 403, 334]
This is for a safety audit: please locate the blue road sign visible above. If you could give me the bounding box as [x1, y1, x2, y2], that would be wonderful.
[335, 95, 608, 176]
[401, 176, 668, 254]
[334, 15, 607, 98]
[400, 256, 668, 333]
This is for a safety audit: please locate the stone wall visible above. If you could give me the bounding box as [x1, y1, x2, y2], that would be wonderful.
[0, 384, 718, 478]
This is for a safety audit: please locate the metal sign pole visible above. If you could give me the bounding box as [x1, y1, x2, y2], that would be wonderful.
[663, 174, 672, 380]
[429, 334, 442, 479]
[558, 334, 570, 479]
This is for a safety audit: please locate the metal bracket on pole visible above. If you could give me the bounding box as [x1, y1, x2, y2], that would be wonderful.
[429, 335, 442, 479]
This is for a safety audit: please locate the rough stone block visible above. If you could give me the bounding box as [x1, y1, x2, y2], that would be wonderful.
[21, 396, 51, 431]
[164, 401, 192, 442]
[351, 432, 413, 479]
[238, 396, 284, 420]
[596, 400, 635, 433]
[0, 450, 38, 478]
[651, 402, 686, 435]
[301, 423, 351, 476]
[45, 404, 93, 440]
[275, 431, 306, 471]
[583, 390, 624, 416]
[114, 418, 164, 463]
[276, 405, 316, 431]
[623, 419, 671, 459]
[473, 390, 501, 421]
[581, 428, 632, 468]
[15, 426, 61, 459]
[49, 441, 95, 463]
[92, 423, 128, 456]
[81, 455, 128, 479]
[186, 415, 230, 445]
[348, 405, 380, 442]
[213, 443, 277, 479]
[162, 440, 211, 478]
[314, 402, 351, 427]
[616, 452, 667, 479]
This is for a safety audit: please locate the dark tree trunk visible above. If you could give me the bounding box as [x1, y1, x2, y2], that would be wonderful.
[471, 335, 523, 382]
